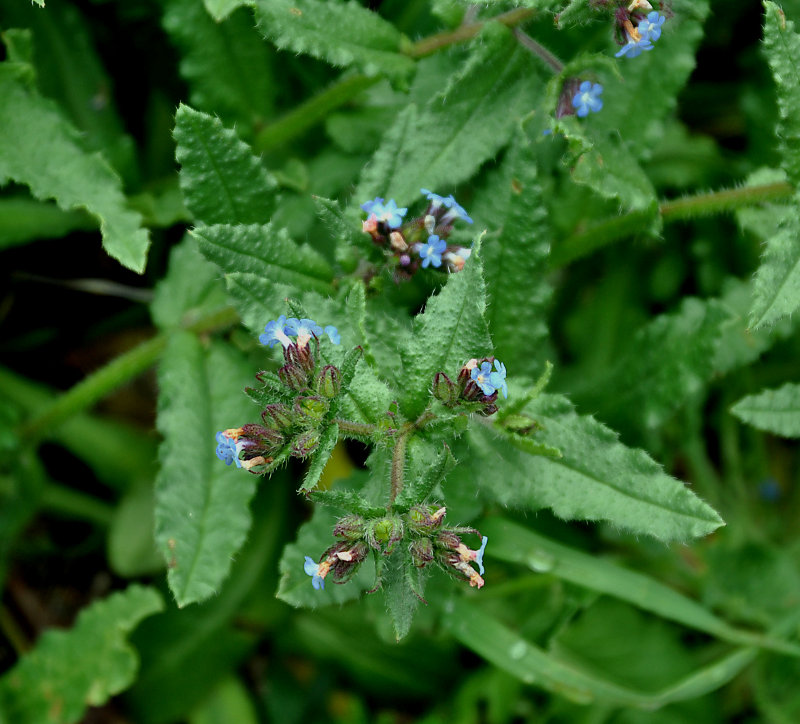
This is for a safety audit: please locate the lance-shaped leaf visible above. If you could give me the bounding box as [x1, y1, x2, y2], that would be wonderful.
[155, 333, 259, 607]
[194, 223, 333, 295]
[309, 487, 385, 517]
[400, 237, 492, 418]
[366, 24, 542, 205]
[174, 105, 278, 225]
[253, 0, 414, 80]
[395, 443, 455, 509]
[452, 394, 723, 542]
[0, 71, 149, 272]
[0, 585, 163, 724]
[164, 1, 274, 128]
[299, 424, 338, 492]
[382, 545, 426, 641]
[731, 383, 800, 438]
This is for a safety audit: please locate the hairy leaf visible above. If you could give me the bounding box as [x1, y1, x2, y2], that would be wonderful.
[452, 394, 723, 542]
[155, 333, 259, 607]
[400, 238, 492, 418]
[382, 546, 424, 641]
[0, 586, 163, 724]
[174, 105, 278, 225]
[731, 383, 800, 438]
[253, 0, 414, 80]
[299, 424, 338, 492]
[0, 72, 150, 272]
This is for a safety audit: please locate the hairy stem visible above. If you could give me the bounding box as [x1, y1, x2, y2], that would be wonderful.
[512, 28, 564, 73]
[389, 428, 410, 506]
[335, 418, 376, 438]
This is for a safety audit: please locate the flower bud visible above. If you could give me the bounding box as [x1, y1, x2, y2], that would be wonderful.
[294, 395, 330, 423]
[432, 372, 458, 406]
[333, 515, 367, 541]
[328, 540, 369, 584]
[407, 505, 447, 535]
[316, 365, 341, 399]
[278, 363, 309, 392]
[367, 516, 404, 553]
[409, 538, 434, 568]
[262, 403, 296, 431]
[291, 429, 321, 458]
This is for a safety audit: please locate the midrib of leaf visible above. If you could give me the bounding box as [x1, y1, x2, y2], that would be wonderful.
[753, 221, 800, 327]
[195, 130, 245, 223]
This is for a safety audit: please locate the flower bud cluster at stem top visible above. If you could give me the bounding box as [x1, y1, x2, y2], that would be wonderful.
[361, 189, 474, 280]
[304, 505, 489, 591]
[433, 356, 509, 416]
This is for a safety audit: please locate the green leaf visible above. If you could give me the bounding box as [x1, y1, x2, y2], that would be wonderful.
[395, 443, 455, 508]
[483, 518, 800, 657]
[203, 0, 251, 22]
[749, 191, 800, 329]
[443, 597, 756, 707]
[299, 423, 338, 492]
[0, 72, 150, 272]
[252, 0, 415, 80]
[400, 237, 492, 418]
[359, 24, 542, 205]
[0, 196, 93, 251]
[174, 104, 278, 225]
[309, 486, 385, 516]
[189, 676, 259, 724]
[340, 358, 397, 426]
[382, 546, 424, 641]
[163, 0, 274, 127]
[470, 130, 551, 371]
[155, 333, 259, 607]
[194, 223, 333, 295]
[762, 2, 800, 185]
[731, 383, 800, 438]
[277, 506, 373, 608]
[0, 585, 163, 724]
[453, 394, 723, 542]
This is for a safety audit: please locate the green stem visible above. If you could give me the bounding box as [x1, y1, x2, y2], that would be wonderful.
[389, 428, 410, 506]
[512, 28, 564, 73]
[41, 482, 114, 526]
[554, 182, 794, 268]
[20, 305, 239, 442]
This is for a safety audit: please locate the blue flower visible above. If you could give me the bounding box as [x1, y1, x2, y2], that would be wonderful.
[215, 430, 242, 468]
[421, 188, 448, 209]
[361, 198, 407, 229]
[489, 359, 508, 399]
[572, 81, 603, 118]
[419, 235, 447, 269]
[304, 556, 325, 590]
[421, 189, 473, 224]
[323, 325, 341, 345]
[259, 315, 292, 348]
[285, 317, 323, 339]
[615, 30, 653, 58]
[475, 535, 488, 576]
[639, 12, 666, 42]
[470, 361, 497, 396]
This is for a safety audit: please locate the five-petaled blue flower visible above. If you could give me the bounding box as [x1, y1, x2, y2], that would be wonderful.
[475, 535, 488, 576]
[471, 361, 497, 396]
[572, 81, 603, 118]
[304, 556, 325, 590]
[215, 431, 242, 468]
[615, 29, 654, 58]
[360, 197, 407, 229]
[421, 189, 473, 224]
[286, 317, 323, 340]
[259, 315, 292, 348]
[639, 11, 666, 42]
[419, 235, 447, 268]
[489, 360, 508, 399]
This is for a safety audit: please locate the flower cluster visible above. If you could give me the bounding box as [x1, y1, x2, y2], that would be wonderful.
[614, 1, 667, 58]
[361, 189, 474, 279]
[433, 356, 508, 416]
[214, 315, 342, 472]
[304, 506, 488, 592]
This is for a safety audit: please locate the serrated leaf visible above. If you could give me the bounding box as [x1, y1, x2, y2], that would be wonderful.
[395, 443, 455, 508]
[573, 297, 731, 434]
[309, 487, 385, 516]
[340, 358, 397, 425]
[359, 24, 542, 205]
[277, 506, 373, 608]
[194, 223, 333, 295]
[471, 131, 551, 371]
[0, 585, 163, 724]
[155, 333, 259, 607]
[452, 394, 723, 542]
[749, 192, 800, 329]
[163, 0, 274, 127]
[313, 195, 371, 261]
[400, 238, 492, 418]
[253, 0, 414, 80]
[174, 104, 278, 225]
[731, 383, 800, 438]
[300, 423, 338, 492]
[0, 72, 150, 272]
[762, 1, 800, 185]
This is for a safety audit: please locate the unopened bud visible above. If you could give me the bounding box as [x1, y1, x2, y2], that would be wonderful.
[389, 231, 408, 252]
[285, 342, 315, 373]
[367, 516, 404, 553]
[294, 395, 329, 423]
[316, 365, 341, 399]
[262, 404, 296, 430]
[333, 515, 366, 541]
[291, 429, 321, 458]
[432, 372, 458, 406]
[409, 538, 434, 568]
[279, 363, 309, 391]
[407, 505, 447, 534]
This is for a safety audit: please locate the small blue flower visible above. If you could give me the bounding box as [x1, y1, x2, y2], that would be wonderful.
[489, 359, 508, 399]
[304, 556, 325, 590]
[615, 30, 654, 58]
[572, 81, 603, 118]
[421, 188, 448, 209]
[421, 189, 473, 224]
[215, 431, 242, 468]
[259, 315, 292, 348]
[475, 535, 488, 576]
[639, 11, 666, 42]
[419, 235, 447, 269]
[285, 317, 323, 339]
[361, 198, 407, 229]
[323, 325, 341, 345]
[471, 361, 497, 396]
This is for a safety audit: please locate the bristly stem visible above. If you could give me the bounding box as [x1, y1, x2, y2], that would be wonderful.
[335, 418, 376, 439]
[389, 428, 410, 506]
[512, 28, 564, 73]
